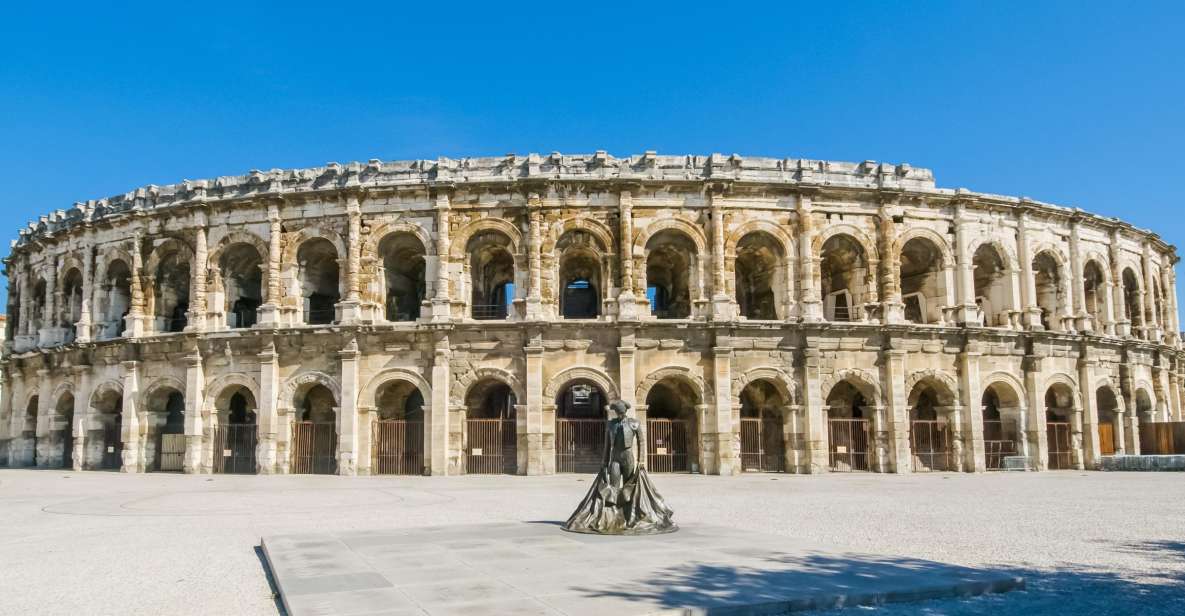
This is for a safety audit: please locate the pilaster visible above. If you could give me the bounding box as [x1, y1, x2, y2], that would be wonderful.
[959, 343, 985, 472]
[337, 195, 364, 323]
[797, 194, 823, 322]
[431, 191, 452, 322]
[120, 360, 142, 472]
[1017, 209, 1042, 329]
[883, 348, 911, 473]
[879, 201, 904, 324]
[1078, 356, 1101, 469]
[337, 337, 360, 475]
[525, 197, 544, 320]
[71, 366, 89, 471]
[257, 202, 283, 327]
[187, 211, 209, 332]
[524, 333, 545, 474]
[711, 344, 736, 475]
[428, 334, 450, 475]
[257, 341, 279, 473]
[1023, 356, 1047, 470]
[800, 346, 828, 471]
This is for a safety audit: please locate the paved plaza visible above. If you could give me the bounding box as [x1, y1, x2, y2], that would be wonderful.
[0, 470, 1183, 615]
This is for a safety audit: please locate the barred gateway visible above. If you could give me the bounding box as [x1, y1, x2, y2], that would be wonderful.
[0, 152, 1182, 476]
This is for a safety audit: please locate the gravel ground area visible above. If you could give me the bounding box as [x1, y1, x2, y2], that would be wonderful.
[0, 469, 1182, 615]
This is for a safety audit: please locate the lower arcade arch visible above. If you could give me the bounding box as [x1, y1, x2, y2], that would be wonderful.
[463, 378, 518, 474]
[824, 380, 875, 472]
[981, 381, 1024, 470]
[372, 379, 425, 475]
[1095, 386, 1121, 456]
[212, 385, 258, 474]
[554, 379, 608, 473]
[738, 379, 789, 473]
[86, 388, 124, 470]
[292, 384, 338, 474]
[1044, 383, 1081, 470]
[145, 387, 186, 472]
[907, 379, 958, 472]
[643, 377, 700, 473]
[50, 392, 75, 469]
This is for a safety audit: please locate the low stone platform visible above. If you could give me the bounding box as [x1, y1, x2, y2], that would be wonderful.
[260, 522, 1023, 615]
[1101, 454, 1185, 471]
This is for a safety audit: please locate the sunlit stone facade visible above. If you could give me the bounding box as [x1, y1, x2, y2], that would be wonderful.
[0, 152, 1181, 475]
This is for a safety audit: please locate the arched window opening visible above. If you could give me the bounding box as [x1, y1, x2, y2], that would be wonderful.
[982, 383, 1023, 470]
[972, 244, 1009, 327]
[1096, 386, 1120, 456]
[1151, 276, 1166, 332]
[31, 277, 47, 334]
[376, 380, 425, 422]
[820, 235, 868, 322]
[645, 378, 700, 472]
[373, 380, 425, 475]
[53, 393, 75, 469]
[468, 231, 515, 320]
[99, 260, 132, 340]
[1121, 268, 1143, 337]
[7, 285, 20, 341]
[297, 238, 341, 325]
[464, 379, 517, 474]
[379, 234, 426, 322]
[1032, 252, 1064, 331]
[645, 230, 696, 319]
[60, 268, 84, 343]
[220, 244, 264, 329]
[555, 380, 607, 473]
[1044, 384, 1076, 470]
[146, 388, 185, 472]
[213, 387, 257, 475]
[1082, 261, 1105, 331]
[908, 384, 955, 472]
[735, 232, 783, 320]
[899, 238, 944, 324]
[558, 235, 602, 319]
[739, 379, 787, 473]
[87, 389, 123, 470]
[825, 381, 870, 472]
[293, 383, 338, 475]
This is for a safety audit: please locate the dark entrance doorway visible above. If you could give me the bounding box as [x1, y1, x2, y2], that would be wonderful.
[373, 381, 425, 475]
[826, 381, 870, 472]
[214, 388, 257, 474]
[555, 381, 606, 473]
[738, 380, 786, 473]
[292, 384, 337, 474]
[644, 378, 699, 473]
[465, 380, 517, 474]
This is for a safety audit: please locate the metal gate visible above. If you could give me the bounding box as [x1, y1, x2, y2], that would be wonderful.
[556, 418, 604, 473]
[373, 420, 424, 475]
[61, 430, 73, 469]
[1047, 421, 1073, 469]
[740, 415, 786, 473]
[827, 418, 869, 472]
[213, 423, 257, 474]
[465, 419, 516, 474]
[647, 418, 691, 473]
[157, 433, 186, 472]
[101, 422, 122, 470]
[1098, 422, 1116, 456]
[292, 421, 337, 474]
[911, 420, 954, 472]
[982, 420, 1016, 470]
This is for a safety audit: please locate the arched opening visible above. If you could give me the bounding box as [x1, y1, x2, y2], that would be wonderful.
[820, 234, 869, 322]
[973, 243, 1010, 327]
[6, 285, 20, 342]
[1096, 386, 1120, 456]
[98, 259, 131, 340]
[825, 380, 871, 471]
[1082, 261, 1106, 332]
[30, 277, 46, 335]
[645, 230, 696, 319]
[899, 237, 946, 324]
[52, 393, 75, 469]
[1122, 268, 1143, 338]
[59, 268, 84, 343]
[982, 382, 1023, 470]
[219, 243, 264, 329]
[151, 249, 191, 333]
[1151, 276, 1166, 334]
[21, 395, 39, 467]
[292, 383, 338, 474]
[739, 379, 787, 473]
[373, 380, 425, 475]
[87, 388, 123, 470]
[557, 231, 604, 319]
[379, 233, 426, 322]
[735, 232, 784, 320]
[644, 377, 700, 473]
[1135, 389, 1158, 453]
[1032, 251, 1065, 331]
[297, 239, 341, 325]
[146, 388, 185, 472]
[908, 382, 956, 472]
[554, 380, 607, 472]
[1045, 384, 1077, 470]
[468, 231, 515, 320]
[464, 378, 517, 474]
[213, 386, 257, 474]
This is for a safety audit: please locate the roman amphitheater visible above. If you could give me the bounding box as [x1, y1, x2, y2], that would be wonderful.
[0, 152, 1181, 478]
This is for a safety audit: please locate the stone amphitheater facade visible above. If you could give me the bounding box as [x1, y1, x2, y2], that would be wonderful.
[0, 152, 1181, 476]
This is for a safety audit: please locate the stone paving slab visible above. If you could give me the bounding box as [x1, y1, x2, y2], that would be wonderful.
[261, 522, 1024, 615]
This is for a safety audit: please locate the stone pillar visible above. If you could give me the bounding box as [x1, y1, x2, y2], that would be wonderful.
[428, 335, 450, 475]
[797, 195, 823, 322]
[183, 349, 204, 473]
[525, 197, 544, 320]
[1102, 278, 1117, 336]
[1109, 230, 1130, 337]
[711, 344, 736, 475]
[71, 366, 89, 471]
[257, 341, 279, 473]
[1070, 219, 1091, 332]
[1166, 268, 1181, 346]
[1113, 406, 1127, 455]
[710, 189, 733, 321]
[40, 258, 57, 346]
[431, 192, 452, 322]
[1024, 358, 1047, 470]
[339, 196, 363, 323]
[337, 337, 360, 475]
[800, 347, 828, 471]
[1142, 243, 1159, 339]
[883, 348, 911, 473]
[618, 331, 637, 408]
[524, 337, 545, 475]
[954, 205, 978, 324]
[1017, 210, 1042, 329]
[959, 345, 985, 472]
[187, 214, 208, 332]
[258, 203, 283, 326]
[782, 404, 804, 473]
[617, 191, 641, 321]
[357, 406, 377, 476]
[127, 234, 146, 337]
[120, 360, 141, 472]
[34, 368, 52, 467]
[879, 203, 903, 324]
[1078, 358, 1101, 469]
[76, 245, 94, 343]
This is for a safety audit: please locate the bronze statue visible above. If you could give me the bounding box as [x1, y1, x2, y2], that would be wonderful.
[563, 400, 677, 535]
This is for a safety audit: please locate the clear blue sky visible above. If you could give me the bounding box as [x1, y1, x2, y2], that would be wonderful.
[2, 1, 1183, 310]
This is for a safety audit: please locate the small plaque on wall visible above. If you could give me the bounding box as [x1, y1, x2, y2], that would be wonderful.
[106, 446, 115, 453]
[655, 447, 668, 455]
[836, 445, 848, 454]
[224, 449, 233, 457]
[472, 448, 483, 456]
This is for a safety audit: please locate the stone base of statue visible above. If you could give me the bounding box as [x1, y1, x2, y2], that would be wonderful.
[563, 466, 677, 535]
